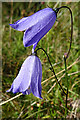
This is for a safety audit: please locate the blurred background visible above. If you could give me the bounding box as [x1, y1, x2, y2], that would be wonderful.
[2, 2, 80, 119]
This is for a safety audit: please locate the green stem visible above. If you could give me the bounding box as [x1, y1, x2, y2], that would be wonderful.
[54, 6, 73, 59]
[35, 48, 66, 95]
[64, 54, 68, 115]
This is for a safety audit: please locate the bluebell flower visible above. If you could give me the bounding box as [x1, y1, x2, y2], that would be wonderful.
[9, 8, 56, 48]
[7, 55, 42, 99]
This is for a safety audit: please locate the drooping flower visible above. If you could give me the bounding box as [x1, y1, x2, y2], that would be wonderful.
[7, 54, 42, 99]
[9, 8, 57, 48]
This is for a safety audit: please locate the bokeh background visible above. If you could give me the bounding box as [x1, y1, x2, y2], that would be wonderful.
[2, 2, 80, 119]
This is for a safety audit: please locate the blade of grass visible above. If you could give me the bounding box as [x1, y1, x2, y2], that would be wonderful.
[0, 93, 23, 106]
[24, 108, 47, 119]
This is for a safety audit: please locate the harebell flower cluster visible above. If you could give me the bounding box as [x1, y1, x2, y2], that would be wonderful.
[7, 6, 73, 106]
[7, 7, 57, 99]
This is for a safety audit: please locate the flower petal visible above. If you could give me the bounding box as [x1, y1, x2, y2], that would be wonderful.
[23, 8, 56, 47]
[30, 56, 42, 99]
[9, 8, 56, 32]
[9, 17, 32, 31]
[22, 88, 31, 95]
[7, 56, 35, 93]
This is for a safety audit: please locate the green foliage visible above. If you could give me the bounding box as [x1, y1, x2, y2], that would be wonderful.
[2, 2, 79, 119]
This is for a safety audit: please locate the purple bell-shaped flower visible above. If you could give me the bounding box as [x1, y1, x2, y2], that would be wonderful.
[7, 54, 42, 99]
[9, 8, 56, 48]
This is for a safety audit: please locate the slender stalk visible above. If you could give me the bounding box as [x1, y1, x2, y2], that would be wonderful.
[64, 54, 68, 115]
[55, 6, 73, 59]
[54, 6, 73, 116]
[35, 48, 66, 95]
